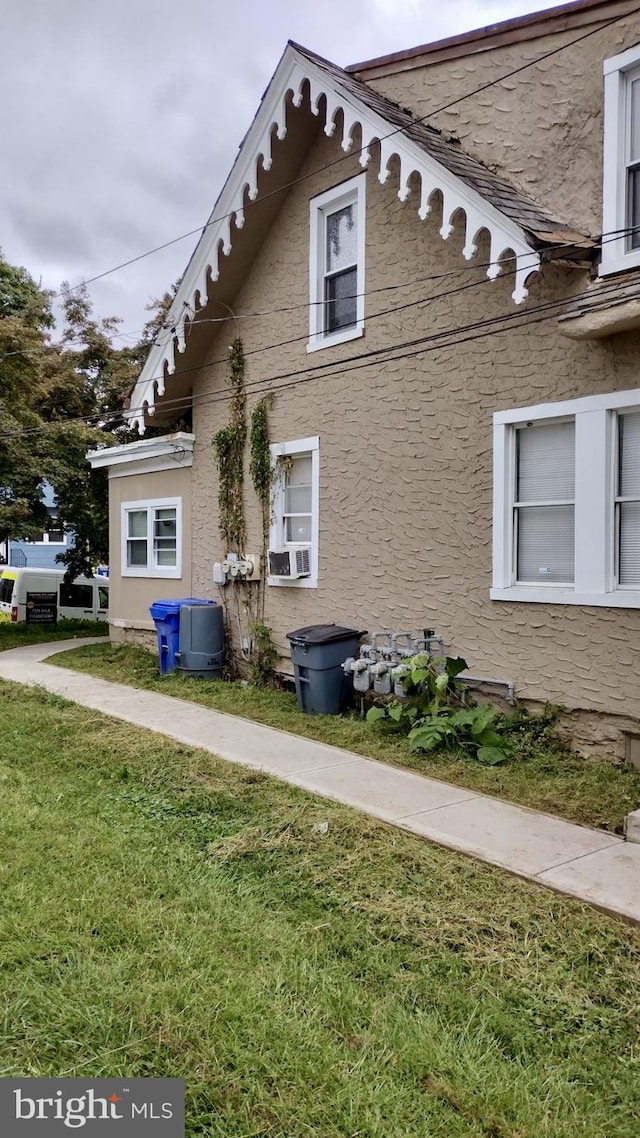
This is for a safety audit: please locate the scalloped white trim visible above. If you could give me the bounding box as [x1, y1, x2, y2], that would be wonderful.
[128, 45, 540, 433]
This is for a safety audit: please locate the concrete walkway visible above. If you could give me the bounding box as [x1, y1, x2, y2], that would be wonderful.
[2, 638, 639, 924]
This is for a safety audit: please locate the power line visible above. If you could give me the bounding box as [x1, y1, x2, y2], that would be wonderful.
[54, 2, 640, 300]
[1, 219, 634, 441]
[0, 265, 631, 442]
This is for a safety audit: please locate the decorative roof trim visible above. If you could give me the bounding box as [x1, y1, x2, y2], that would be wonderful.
[127, 44, 541, 433]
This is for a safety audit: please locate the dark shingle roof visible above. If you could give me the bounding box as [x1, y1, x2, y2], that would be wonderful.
[292, 41, 593, 253]
[559, 269, 640, 321]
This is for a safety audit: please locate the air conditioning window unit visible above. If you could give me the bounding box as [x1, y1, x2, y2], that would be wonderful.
[268, 548, 311, 579]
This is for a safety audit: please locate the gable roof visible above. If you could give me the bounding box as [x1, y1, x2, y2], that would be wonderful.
[128, 40, 592, 433]
[347, 0, 633, 76]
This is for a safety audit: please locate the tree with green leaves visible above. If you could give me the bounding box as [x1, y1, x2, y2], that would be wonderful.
[0, 250, 148, 576]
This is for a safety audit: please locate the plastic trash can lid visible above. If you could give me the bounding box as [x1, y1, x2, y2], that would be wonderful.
[150, 598, 215, 617]
[286, 623, 366, 645]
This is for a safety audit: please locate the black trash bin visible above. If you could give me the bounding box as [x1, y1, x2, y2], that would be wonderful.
[286, 624, 366, 715]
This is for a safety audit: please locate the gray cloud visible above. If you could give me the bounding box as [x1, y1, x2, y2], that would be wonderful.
[0, 0, 561, 331]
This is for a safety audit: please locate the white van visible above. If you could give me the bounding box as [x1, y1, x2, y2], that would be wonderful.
[0, 568, 109, 624]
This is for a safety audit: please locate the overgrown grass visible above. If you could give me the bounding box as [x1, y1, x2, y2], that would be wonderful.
[0, 619, 108, 652]
[0, 679, 638, 1136]
[51, 642, 640, 834]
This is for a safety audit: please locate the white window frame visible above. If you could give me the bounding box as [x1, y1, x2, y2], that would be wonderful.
[120, 497, 182, 579]
[27, 525, 68, 547]
[308, 175, 365, 353]
[268, 437, 319, 588]
[601, 44, 640, 275]
[492, 387, 640, 608]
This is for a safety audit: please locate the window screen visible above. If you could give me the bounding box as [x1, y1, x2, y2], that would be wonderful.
[629, 76, 640, 248]
[515, 421, 575, 583]
[126, 509, 148, 567]
[617, 412, 640, 585]
[153, 507, 177, 567]
[324, 202, 357, 333]
[283, 456, 312, 545]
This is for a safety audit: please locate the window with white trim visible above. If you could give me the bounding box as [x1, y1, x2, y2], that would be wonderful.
[514, 420, 575, 585]
[616, 411, 640, 586]
[268, 437, 319, 587]
[492, 389, 640, 607]
[26, 512, 67, 545]
[308, 175, 365, 352]
[121, 497, 182, 578]
[602, 45, 640, 274]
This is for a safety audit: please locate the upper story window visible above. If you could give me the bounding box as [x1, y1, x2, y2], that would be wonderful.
[121, 497, 182, 579]
[308, 175, 365, 353]
[492, 389, 640, 607]
[602, 45, 640, 274]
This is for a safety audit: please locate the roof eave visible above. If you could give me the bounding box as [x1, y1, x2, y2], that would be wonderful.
[127, 43, 551, 433]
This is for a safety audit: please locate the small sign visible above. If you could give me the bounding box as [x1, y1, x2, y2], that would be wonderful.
[25, 592, 58, 624]
[0, 1078, 184, 1135]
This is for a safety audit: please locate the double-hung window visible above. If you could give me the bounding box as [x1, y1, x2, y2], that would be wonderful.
[602, 46, 640, 274]
[308, 175, 365, 351]
[27, 513, 66, 545]
[121, 497, 182, 578]
[268, 437, 319, 587]
[616, 411, 640, 587]
[514, 421, 575, 585]
[492, 389, 640, 607]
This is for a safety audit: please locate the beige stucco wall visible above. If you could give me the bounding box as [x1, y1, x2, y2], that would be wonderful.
[107, 468, 193, 636]
[105, 7, 640, 755]
[181, 94, 640, 753]
[359, 1, 640, 241]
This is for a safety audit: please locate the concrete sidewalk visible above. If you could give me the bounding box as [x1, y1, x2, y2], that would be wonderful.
[1, 637, 639, 923]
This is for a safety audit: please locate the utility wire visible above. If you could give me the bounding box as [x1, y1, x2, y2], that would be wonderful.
[0, 263, 632, 442]
[1, 218, 635, 438]
[5, 214, 632, 374]
[54, 1, 640, 299]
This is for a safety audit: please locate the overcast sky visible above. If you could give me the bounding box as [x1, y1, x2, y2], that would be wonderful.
[1, 0, 562, 339]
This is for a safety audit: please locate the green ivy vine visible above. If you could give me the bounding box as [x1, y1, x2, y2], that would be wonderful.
[249, 395, 274, 551]
[212, 339, 246, 551]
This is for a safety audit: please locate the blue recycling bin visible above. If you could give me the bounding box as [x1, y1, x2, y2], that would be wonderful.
[149, 598, 215, 674]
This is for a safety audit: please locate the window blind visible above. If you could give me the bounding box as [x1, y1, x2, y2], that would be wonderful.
[516, 421, 575, 501]
[618, 413, 640, 584]
[515, 421, 575, 584]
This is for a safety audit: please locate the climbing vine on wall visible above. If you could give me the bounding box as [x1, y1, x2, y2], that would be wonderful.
[212, 338, 246, 551]
[212, 338, 279, 679]
[249, 395, 274, 552]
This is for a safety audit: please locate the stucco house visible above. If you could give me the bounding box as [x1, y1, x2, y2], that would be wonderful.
[90, 0, 640, 757]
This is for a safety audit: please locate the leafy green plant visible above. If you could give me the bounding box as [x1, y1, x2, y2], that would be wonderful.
[248, 620, 278, 687]
[366, 652, 468, 730]
[410, 704, 514, 765]
[212, 339, 247, 550]
[366, 653, 513, 765]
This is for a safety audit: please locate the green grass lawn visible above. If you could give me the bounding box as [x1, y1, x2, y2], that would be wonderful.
[49, 641, 640, 835]
[0, 680, 638, 1137]
[0, 619, 108, 652]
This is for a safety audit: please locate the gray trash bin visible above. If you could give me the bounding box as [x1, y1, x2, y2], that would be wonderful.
[286, 624, 366, 715]
[176, 602, 225, 678]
